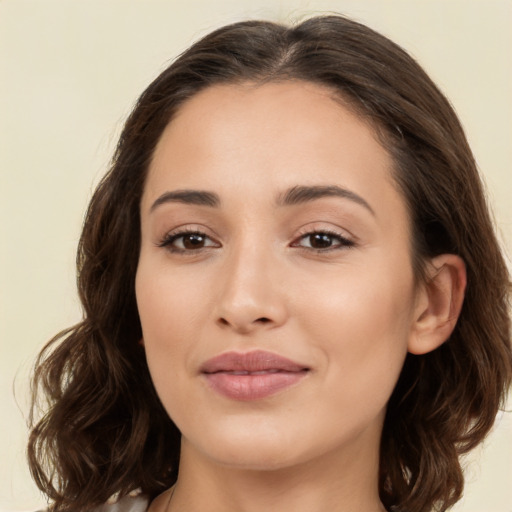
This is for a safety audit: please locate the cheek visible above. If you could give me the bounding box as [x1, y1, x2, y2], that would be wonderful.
[136, 263, 195, 386]
[135, 260, 221, 415]
[136, 260, 210, 342]
[299, 262, 415, 402]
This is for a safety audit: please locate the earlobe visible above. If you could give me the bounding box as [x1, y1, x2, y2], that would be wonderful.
[408, 254, 466, 355]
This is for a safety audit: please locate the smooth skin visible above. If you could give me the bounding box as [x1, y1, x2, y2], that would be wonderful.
[136, 81, 466, 512]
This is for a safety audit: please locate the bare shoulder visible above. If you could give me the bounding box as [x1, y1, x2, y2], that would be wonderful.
[145, 488, 173, 512]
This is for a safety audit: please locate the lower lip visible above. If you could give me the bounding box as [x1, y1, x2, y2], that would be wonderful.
[203, 371, 308, 401]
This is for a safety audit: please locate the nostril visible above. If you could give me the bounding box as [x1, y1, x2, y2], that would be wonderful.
[216, 316, 275, 331]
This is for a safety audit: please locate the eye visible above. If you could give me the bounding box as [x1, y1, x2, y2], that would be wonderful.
[158, 230, 219, 252]
[292, 231, 354, 251]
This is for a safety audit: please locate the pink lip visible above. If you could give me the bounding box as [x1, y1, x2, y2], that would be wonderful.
[200, 350, 310, 401]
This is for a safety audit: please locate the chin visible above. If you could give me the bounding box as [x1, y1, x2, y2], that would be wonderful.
[204, 444, 307, 472]
[183, 418, 313, 471]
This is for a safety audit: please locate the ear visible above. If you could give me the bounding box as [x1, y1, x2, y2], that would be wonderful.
[408, 254, 466, 355]
[139, 338, 145, 347]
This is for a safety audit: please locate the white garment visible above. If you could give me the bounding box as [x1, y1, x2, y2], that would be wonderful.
[95, 494, 149, 512]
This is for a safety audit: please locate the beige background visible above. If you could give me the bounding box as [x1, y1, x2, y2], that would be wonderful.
[1, 1, 511, 511]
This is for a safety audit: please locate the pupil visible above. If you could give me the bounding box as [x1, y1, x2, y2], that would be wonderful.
[310, 233, 332, 248]
[183, 234, 204, 249]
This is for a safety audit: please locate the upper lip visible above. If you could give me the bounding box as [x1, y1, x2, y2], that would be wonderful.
[200, 350, 309, 374]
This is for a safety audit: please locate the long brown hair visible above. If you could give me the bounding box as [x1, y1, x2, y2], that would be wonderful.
[28, 15, 512, 512]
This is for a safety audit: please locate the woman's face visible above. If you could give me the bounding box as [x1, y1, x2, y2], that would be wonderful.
[136, 81, 422, 471]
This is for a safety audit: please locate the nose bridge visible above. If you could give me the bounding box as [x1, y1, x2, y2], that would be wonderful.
[215, 232, 286, 332]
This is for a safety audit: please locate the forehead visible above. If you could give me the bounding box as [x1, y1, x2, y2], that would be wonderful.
[154, 81, 381, 164]
[143, 81, 405, 223]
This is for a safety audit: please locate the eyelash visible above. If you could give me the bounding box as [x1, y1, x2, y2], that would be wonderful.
[157, 228, 355, 254]
[157, 229, 219, 254]
[291, 229, 355, 252]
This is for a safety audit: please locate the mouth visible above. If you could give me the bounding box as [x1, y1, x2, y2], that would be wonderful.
[200, 350, 310, 401]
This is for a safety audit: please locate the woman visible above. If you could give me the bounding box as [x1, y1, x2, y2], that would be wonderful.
[28, 14, 511, 512]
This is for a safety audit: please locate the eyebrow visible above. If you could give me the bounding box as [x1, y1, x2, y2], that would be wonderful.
[150, 189, 220, 212]
[277, 185, 375, 216]
[149, 184, 374, 216]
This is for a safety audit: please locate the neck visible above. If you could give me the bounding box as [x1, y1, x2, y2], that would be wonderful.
[166, 426, 385, 512]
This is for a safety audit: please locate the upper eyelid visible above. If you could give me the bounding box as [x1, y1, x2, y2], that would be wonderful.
[157, 227, 219, 248]
[297, 230, 350, 240]
[160, 224, 218, 240]
[292, 231, 354, 246]
[293, 223, 356, 241]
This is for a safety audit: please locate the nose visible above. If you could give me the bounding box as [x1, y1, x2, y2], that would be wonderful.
[214, 245, 288, 334]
